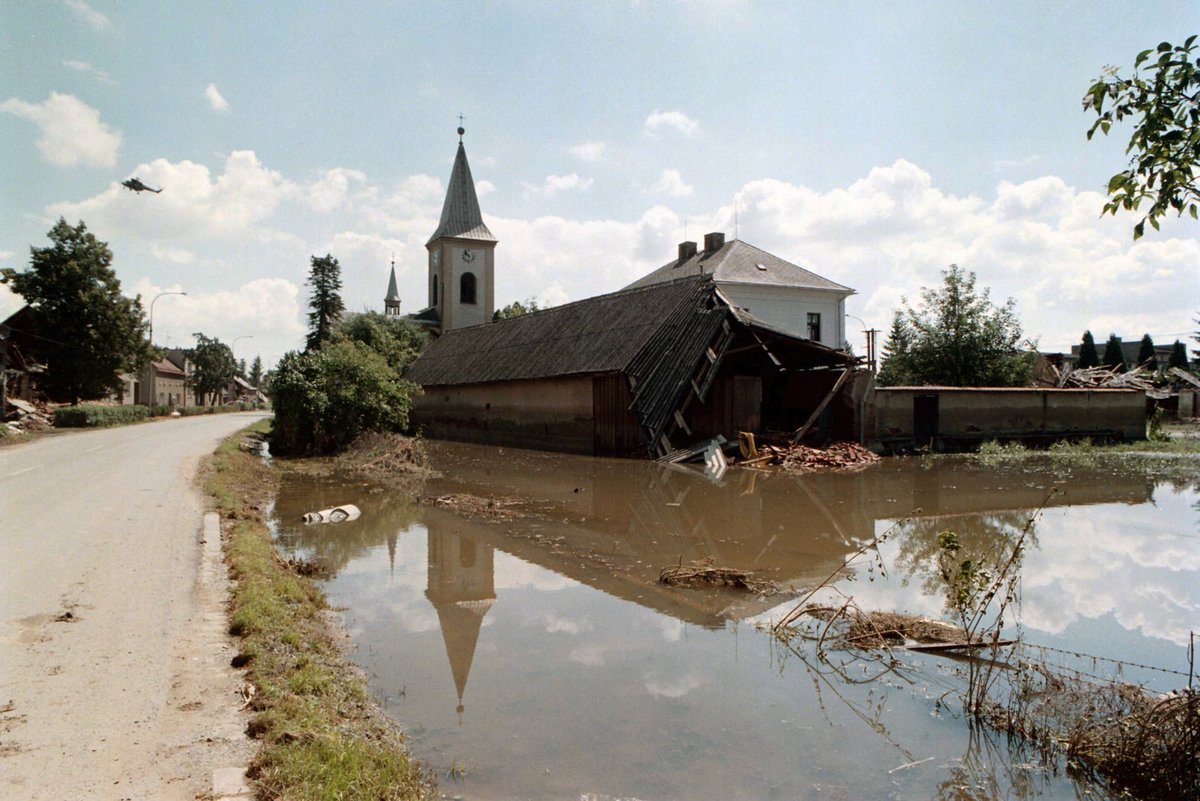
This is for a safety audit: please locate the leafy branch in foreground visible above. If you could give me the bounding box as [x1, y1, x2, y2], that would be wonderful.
[1084, 35, 1200, 239]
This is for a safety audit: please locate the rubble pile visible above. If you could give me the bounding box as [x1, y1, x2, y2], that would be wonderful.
[1054, 365, 1156, 390]
[3, 398, 53, 435]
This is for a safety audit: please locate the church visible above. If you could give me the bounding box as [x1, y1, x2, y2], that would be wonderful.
[397, 128, 870, 458]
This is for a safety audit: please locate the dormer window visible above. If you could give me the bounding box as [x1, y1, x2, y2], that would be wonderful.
[460, 272, 477, 305]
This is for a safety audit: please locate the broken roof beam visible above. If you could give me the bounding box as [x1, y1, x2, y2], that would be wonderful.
[793, 367, 855, 443]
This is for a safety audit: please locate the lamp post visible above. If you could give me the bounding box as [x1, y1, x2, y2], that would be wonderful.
[231, 335, 253, 362]
[148, 290, 187, 345]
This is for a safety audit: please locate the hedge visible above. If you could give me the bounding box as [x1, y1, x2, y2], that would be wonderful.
[54, 404, 150, 428]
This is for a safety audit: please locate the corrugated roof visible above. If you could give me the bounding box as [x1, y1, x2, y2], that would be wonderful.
[624, 239, 853, 294]
[406, 276, 717, 386]
[426, 141, 496, 245]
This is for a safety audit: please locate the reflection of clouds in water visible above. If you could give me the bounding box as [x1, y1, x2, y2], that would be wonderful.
[520, 607, 591, 635]
[326, 527, 441, 633]
[569, 643, 608, 667]
[656, 617, 685, 642]
[1023, 493, 1199, 646]
[645, 672, 703, 699]
[493, 552, 576, 592]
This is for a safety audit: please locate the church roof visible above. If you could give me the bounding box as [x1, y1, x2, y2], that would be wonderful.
[624, 239, 853, 294]
[427, 141, 496, 245]
[385, 265, 400, 302]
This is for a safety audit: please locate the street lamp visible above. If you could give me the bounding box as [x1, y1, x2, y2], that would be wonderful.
[231, 335, 254, 360]
[148, 290, 187, 345]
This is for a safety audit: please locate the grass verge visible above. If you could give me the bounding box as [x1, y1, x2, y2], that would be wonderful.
[208, 419, 433, 801]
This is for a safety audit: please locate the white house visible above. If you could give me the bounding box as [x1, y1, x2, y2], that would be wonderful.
[624, 232, 854, 350]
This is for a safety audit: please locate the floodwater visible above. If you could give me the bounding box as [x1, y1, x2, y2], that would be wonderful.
[272, 442, 1199, 801]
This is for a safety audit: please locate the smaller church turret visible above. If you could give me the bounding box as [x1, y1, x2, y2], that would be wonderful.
[384, 259, 401, 317]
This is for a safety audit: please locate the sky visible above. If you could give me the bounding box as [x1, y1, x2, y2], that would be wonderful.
[1, 1, 1197, 371]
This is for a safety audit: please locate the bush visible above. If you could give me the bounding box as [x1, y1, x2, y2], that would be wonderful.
[54, 404, 150, 428]
[270, 340, 418, 456]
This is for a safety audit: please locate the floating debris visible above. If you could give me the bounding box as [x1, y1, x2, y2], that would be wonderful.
[659, 558, 778, 595]
[739, 439, 881, 473]
[302, 504, 361, 524]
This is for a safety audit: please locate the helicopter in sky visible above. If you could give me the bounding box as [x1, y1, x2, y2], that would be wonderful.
[121, 177, 162, 194]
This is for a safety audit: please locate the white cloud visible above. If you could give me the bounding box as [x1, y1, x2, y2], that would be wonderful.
[1, 92, 121, 167]
[204, 83, 230, 113]
[524, 173, 594, 198]
[50, 150, 295, 240]
[130, 276, 307, 359]
[644, 109, 699, 137]
[149, 245, 195, 264]
[62, 0, 111, 31]
[305, 167, 366, 213]
[475, 179, 496, 197]
[63, 59, 115, 85]
[651, 168, 693, 198]
[567, 140, 607, 162]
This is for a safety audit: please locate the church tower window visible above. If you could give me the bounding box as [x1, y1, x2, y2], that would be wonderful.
[460, 272, 477, 305]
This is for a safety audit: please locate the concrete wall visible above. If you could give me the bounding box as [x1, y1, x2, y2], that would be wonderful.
[872, 387, 1146, 451]
[412, 375, 595, 453]
[718, 283, 847, 349]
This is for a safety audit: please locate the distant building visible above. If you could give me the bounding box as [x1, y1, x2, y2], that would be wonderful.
[625, 233, 855, 349]
[384, 260, 402, 317]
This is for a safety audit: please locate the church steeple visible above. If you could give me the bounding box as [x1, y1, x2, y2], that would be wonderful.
[384, 258, 401, 317]
[425, 124, 497, 331]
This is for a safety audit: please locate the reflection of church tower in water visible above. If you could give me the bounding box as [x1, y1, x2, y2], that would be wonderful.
[425, 528, 495, 719]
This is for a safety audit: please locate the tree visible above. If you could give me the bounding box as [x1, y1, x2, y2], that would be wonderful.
[1169, 339, 1189, 370]
[1084, 36, 1200, 239]
[1103, 333, 1125, 369]
[874, 265, 1035, 387]
[334, 312, 428, 374]
[237, 358, 247, 379]
[305, 254, 345, 351]
[1137, 333, 1157, 369]
[270, 341, 417, 456]
[1078, 330, 1100, 368]
[248, 355, 263, 388]
[493, 298, 541, 321]
[0, 218, 152, 403]
[876, 311, 916, 386]
[188, 333, 237, 406]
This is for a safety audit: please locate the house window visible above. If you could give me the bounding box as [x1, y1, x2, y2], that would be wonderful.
[807, 312, 821, 342]
[431, 275, 438, 306]
[460, 272, 477, 305]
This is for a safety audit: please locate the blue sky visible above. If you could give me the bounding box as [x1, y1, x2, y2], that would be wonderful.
[2, 1, 1197, 369]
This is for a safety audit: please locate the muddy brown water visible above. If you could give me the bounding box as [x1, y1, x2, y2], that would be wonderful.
[272, 442, 1199, 801]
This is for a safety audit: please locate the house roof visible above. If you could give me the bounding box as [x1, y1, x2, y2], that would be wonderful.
[426, 141, 496, 245]
[624, 239, 853, 294]
[152, 358, 185, 377]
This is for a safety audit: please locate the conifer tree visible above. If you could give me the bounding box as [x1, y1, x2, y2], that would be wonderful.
[1078, 330, 1099, 368]
[1103, 334, 1125, 369]
[305, 254, 345, 352]
[1169, 340, 1188, 370]
[1136, 333, 1156, 369]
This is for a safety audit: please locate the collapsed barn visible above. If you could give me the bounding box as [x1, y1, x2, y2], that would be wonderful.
[404, 275, 869, 458]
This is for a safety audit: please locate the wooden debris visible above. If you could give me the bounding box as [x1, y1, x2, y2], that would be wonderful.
[659, 558, 778, 595]
[1056, 365, 1156, 390]
[737, 439, 880, 473]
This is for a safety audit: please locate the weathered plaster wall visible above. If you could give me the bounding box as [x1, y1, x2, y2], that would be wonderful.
[412, 375, 595, 453]
[719, 283, 846, 348]
[873, 387, 1146, 450]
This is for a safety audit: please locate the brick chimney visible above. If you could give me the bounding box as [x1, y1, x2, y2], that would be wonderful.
[703, 231, 725, 252]
[677, 241, 698, 263]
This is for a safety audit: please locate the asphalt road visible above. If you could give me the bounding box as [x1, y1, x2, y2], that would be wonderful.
[1, 413, 268, 799]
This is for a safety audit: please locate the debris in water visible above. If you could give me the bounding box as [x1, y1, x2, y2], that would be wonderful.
[738, 439, 880, 473]
[659, 558, 778, 595]
[302, 504, 361, 524]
